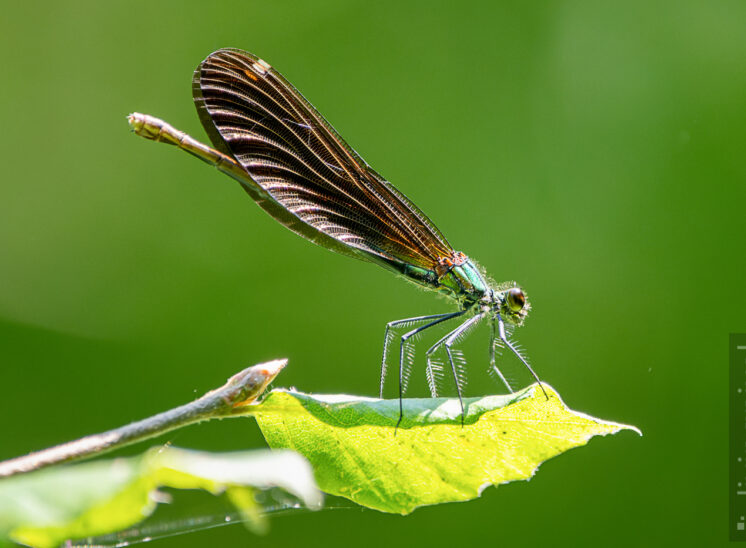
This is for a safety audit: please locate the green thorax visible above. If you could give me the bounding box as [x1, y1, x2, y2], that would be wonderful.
[436, 260, 489, 302]
[393, 255, 489, 304]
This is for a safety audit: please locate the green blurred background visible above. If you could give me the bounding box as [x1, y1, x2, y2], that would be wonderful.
[1, 1, 744, 546]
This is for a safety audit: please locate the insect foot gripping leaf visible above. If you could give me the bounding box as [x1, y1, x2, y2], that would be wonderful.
[246, 383, 640, 514]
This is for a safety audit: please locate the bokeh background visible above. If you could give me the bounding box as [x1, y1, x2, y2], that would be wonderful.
[1, 1, 744, 546]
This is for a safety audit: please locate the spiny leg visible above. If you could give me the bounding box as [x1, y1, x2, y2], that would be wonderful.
[380, 312, 459, 398]
[424, 313, 486, 425]
[424, 327, 461, 397]
[394, 311, 465, 429]
[489, 317, 514, 393]
[497, 313, 548, 400]
[443, 314, 486, 425]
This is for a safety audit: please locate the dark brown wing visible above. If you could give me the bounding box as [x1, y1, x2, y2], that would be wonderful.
[192, 48, 453, 271]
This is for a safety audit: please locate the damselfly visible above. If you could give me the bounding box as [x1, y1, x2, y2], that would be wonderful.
[128, 48, 547, 425]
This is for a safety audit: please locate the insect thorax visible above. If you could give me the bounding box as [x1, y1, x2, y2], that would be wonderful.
[397, 252, 487, 302]
[435, 257, 489, 303]
[382, 251, 490, 306]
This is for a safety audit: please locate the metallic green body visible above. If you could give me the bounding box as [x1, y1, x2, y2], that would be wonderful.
[437, 261, 489, 303]
[394, 257, 488, 305]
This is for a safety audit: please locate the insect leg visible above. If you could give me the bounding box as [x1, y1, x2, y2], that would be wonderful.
[424, 324, 462, 396]
[393, 311, 465, 429]
[497, 314, 548, 400]
[442, 313, 486, 425]
[380, 312, 461, 398]
[490, 317, 514, 393]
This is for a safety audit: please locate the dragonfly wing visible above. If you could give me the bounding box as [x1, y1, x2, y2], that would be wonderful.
[193, 48, 454, 271]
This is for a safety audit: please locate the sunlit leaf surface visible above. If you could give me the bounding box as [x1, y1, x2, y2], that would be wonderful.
[251, 384, 640, 514]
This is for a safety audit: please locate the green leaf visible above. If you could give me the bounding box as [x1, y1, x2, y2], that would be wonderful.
[250, 384, 640, 514]
[0, 448, 322, 548]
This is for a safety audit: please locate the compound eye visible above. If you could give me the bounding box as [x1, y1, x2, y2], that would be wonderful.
[506, 288, 526, 313]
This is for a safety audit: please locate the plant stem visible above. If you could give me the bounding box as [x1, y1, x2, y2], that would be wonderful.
[0, 359, 286, 478]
